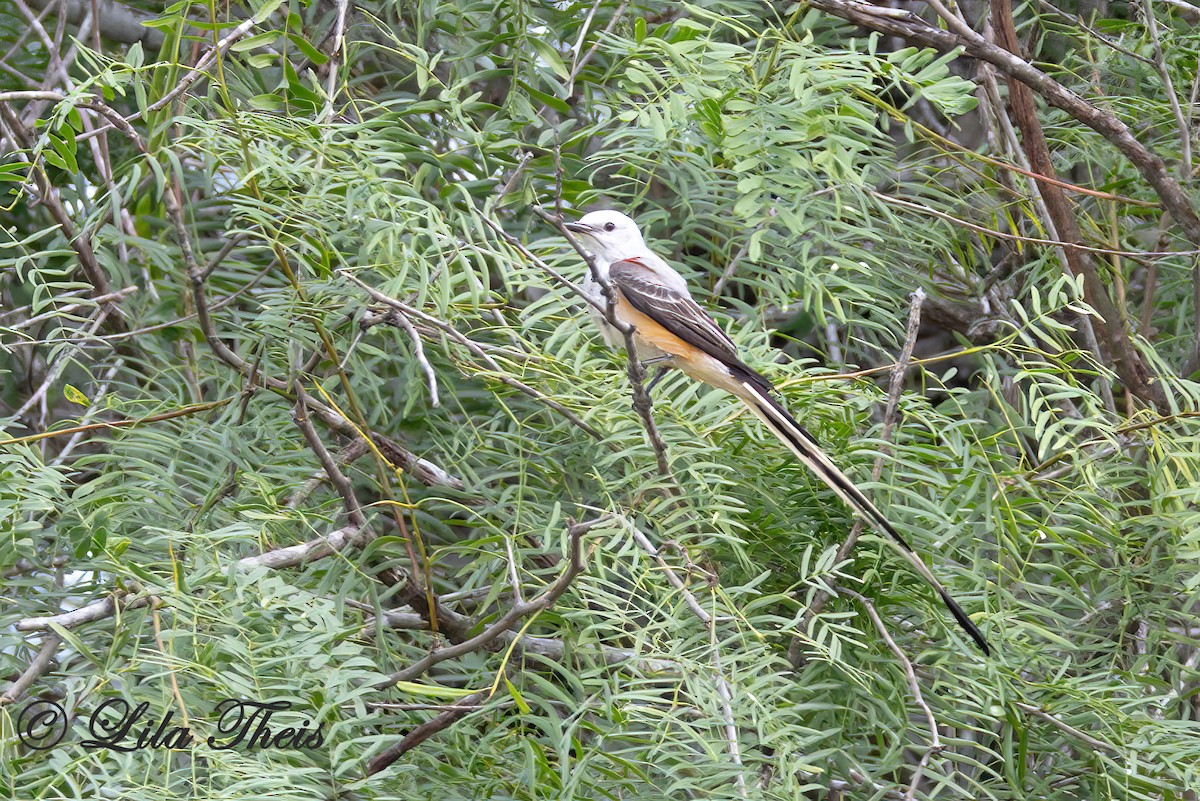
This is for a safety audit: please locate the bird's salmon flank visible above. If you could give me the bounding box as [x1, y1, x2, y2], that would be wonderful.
[564, 209, 991, 656]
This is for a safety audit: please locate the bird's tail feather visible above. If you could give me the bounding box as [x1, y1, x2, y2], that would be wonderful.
[732, 375, 991, 656]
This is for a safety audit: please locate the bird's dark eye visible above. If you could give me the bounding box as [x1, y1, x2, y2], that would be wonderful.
[603, 222, 616, 232]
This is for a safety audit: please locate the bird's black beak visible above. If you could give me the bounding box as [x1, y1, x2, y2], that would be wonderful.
[563, 221, 592, 234]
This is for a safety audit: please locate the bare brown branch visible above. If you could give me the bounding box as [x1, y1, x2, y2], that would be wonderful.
[0, 634, 62, 705]
[804, 0, 1200, 390]
[842, 589, 942, 800]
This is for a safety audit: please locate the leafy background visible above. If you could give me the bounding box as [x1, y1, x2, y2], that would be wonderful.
[1, 0, 1199, 798]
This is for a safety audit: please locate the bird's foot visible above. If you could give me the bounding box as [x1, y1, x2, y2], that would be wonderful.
[645, 365, 670, 393]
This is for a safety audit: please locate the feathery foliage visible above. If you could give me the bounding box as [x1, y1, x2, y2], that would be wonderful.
[2, 1, 1199, 798]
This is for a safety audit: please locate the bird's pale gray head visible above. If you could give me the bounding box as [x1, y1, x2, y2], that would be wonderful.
[564, 210, 646, 262]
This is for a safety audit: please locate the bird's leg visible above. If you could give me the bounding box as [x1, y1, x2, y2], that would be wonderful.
[637, 356, 674, 395]
[645, 366, 670, 393]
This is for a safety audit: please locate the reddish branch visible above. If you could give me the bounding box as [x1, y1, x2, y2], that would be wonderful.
[988, 0, 1160, 406]
[807, 0, 1200, 240]
[805, 0, 1200, 403]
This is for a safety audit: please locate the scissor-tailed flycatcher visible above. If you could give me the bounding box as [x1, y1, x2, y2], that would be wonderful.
[564, 209, 990, 655]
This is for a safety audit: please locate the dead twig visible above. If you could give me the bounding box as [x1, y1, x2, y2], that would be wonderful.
[842, 589, 942, 801]
[626, 519, 748, 799]
[792, 289, 925, 664]
[1014, 702, 1118, 753]
[346, 274, 605, 441]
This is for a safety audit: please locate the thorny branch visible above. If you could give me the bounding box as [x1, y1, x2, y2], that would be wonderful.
[365, 685, 493, 775]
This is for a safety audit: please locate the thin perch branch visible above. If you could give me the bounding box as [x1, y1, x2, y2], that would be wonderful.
[793, 289, 925, 663]
[532, 206, 675, 480]
[842, 589, 942, 801]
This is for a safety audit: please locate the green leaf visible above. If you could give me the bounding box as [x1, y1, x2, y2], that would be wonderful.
[515, 79, 570, 115]
[504, 676, 532, 714]
[252, 0, 287, 22]
[393, 682, 482, 700]
[0, 162, 27, 183]
[231, 31, 281, 52]
[249, 93, 285, 111]
[288, 33, 329, 65]
[528, 37, 570, 81]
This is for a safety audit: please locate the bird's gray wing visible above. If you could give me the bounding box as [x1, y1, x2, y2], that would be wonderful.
[608, 259, 741, 366]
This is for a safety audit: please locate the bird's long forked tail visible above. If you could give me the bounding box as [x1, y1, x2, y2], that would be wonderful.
[732, 376, 992, 656]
